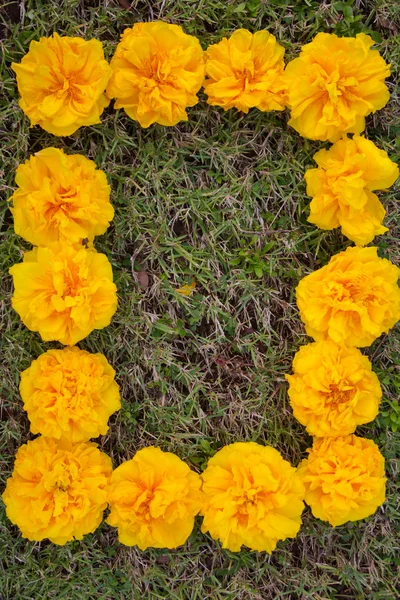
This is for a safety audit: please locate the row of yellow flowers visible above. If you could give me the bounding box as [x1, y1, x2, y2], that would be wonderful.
[11, 24, 398, 246]
[2, 21, 400, 553]
[12, 23, 390, 141]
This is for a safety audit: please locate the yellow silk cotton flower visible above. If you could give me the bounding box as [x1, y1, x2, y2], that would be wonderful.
[107, 446, 203, 549]
[296, 246, 400, 347]
[204, 29, 287, 113]
[107, 21, 205, 127]
[286, 341, 381, 437]
[284, 33, 390, 141]
[201, 442, 305, 553]
[9, 148, 114, 246]
[20, 347, 121, 442]
[298, 435, 386, 526]
[305, 135, 399, 245]
[12, 33, 111, 136]
[9, 243, 117, 345]
[2, 436, 112, 544]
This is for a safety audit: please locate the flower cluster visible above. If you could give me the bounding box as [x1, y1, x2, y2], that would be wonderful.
[9, 244, 117, 345]
[286, 341, 381, 437]
[12, 26, 391, 145]
[305, 136, 398, 245]
[296, 246, 400, 348]
[107, 446, 203, 549]
[298, 435, 386, 526]
[4, 22, 397, 550]
[7, 33, 121, 549]
[20, 347, 121, 442]
[10, 147, 114, 246]
[201, 442, 304, 553]
[107, 22, 205, 128]
[284, 33, 390, 142]
[2, 440, 305, 551]
[2, 436, 112, 544]
[12, 33, 111, 136]
[203, 29, 287, 113]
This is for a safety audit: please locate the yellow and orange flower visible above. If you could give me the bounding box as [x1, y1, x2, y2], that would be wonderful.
[284, 33, 390, 141]
[286, 341, 381, 437]
[204, 29, 287, 113]
[107, 446, 203, 549]
[305, 135, 399, 245]
[2, 436, 112, 544]
[296, 246, 400, 347]
[201, 442, 304, 553]
[9, 243, 117, 345]
[9, 148, 114, 246]
[298, 435, 386, 526]
[107, 21, 205, 127]
[12, 33, 112, 136]
[20, 347, 121, 442]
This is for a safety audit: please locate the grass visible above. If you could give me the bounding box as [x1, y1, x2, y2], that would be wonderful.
[0, 0, 399, 598]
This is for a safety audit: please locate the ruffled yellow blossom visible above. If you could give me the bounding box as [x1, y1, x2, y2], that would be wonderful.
[12, 33, 111, 136]
[201, 442, 304, 553]
[204, 29, 287, 113]
[298, 435, 386, 526]
[107, 22, 205, 127]
[9, 148, 114, 246]
[20, 347, 121, 442]
[286, 341, 381, 437]
[305, 135, 399, 245]
[284, 33, 390, 141]
[9, 243, 117, 345]
[107, 446, 203, 549]
[296, 246, 400, 347]
[2, 436, 112, 544]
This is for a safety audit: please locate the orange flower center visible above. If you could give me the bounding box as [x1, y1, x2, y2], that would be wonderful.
[315, 65, 358, 105]
[50, 68, 85, 101]
[329, 275, 376, 305]
[43, 459, 78, 493]
[325, 384, 355, 408]
[140, 55, 175, 85]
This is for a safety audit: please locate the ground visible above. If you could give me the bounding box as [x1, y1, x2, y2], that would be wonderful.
[0, 1, 399, 599]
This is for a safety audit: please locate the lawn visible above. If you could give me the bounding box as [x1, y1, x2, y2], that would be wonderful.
[0, 1, 399, 599]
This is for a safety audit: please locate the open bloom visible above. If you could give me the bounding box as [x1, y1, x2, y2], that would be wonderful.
[201, 442, 304, 553]
[20, 347, 121, 442]
[9, 243, 117, 345]
[298, 435, 386, 526]
[107, 446, 203, 549]
[296, 246, 400, 347]
[12, 33, 111, 136]
[204, 29, 287, 113]
[284, 33, 390, 141]
[107, 21, 205, 127]
[9, 148, 114, 246]
[305, 135, 399, 245]
[286, 341, 381, 437]
[2, 436, 112, 544]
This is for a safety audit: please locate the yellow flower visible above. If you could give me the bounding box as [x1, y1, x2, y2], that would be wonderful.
[201, 442, 304, 553]
[107, 22, 205, 127]
[107, 446, 203, 549]
[298, 435, 386, 527]
[286, 341, 381, 437]
[20, 347, 121, 442]
[305, 135, 399, 245]
[204, 29, 287, 113]
[2, 436, 112, 544]
[296, 246, 400, 347]
[284, 33, 390, 141]
[9, 243, 117, 345]
[12, 33, 112, 136]
[9, 148, 114, 246]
